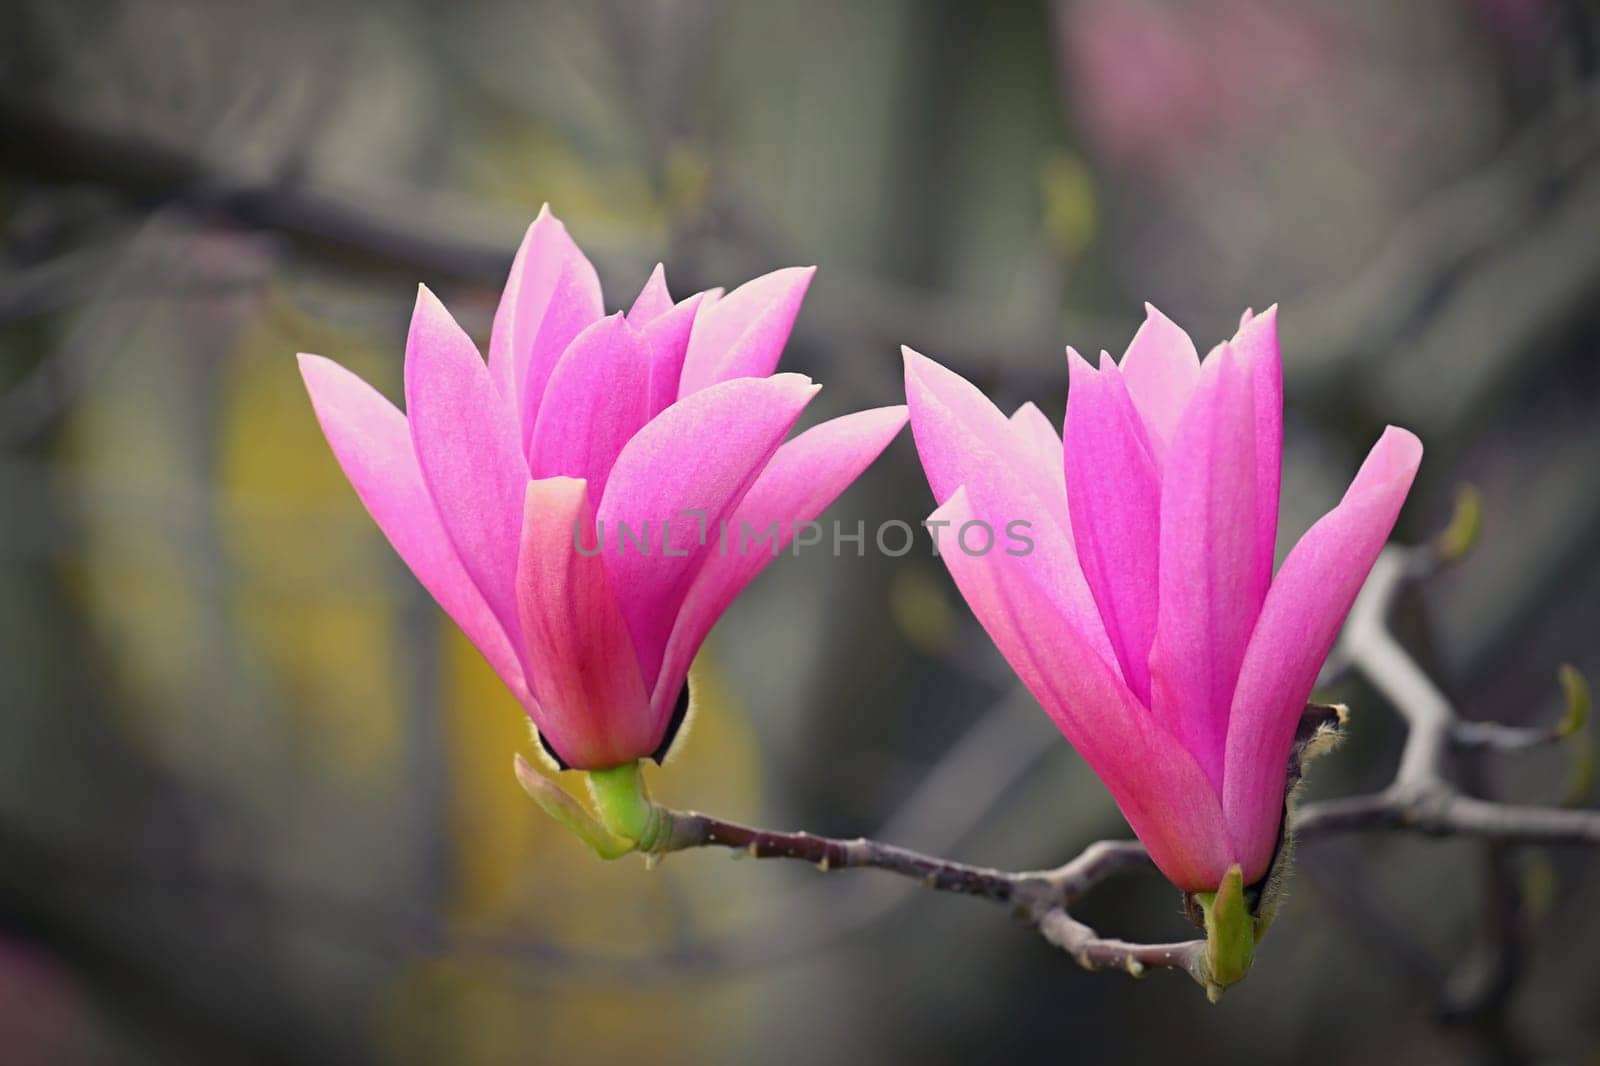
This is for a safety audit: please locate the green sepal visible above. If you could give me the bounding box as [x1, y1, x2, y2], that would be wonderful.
[1196, 865, 1255, 1002]
[512, 755, 635, 860]
[1252, 703, 1348, 939]
[586, 761, 666, 849]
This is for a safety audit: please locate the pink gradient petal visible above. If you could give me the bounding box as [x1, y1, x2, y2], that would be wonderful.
[626, 263, 674, 324]
[622, 264, 706, 415]
[1063, 349, 1161, 704]
[597, 373, 820, 689]
[678, 267, 813, 396]
[932, 487, 1235, 891]
[640, 292, 707, 418]
[903, 350, 1075, 546]
[516, 477, 653, 769]
[903, 347, 1016, 508]
[1232, 304, 1283, 581]
[529, 314, 652, 500]
[1009, 401, 1063, 459]
[1009, 402, 1069, 530]
[1147, 344, 1262, 789]
[1223, 427, 1423, 880]
[904, 348, 1112, 666]
[484, 206, 604, 445]
[405, 286, 530, 645]
[298, 354, 527, 702]
[649, 405, 908, 721]
[1118, 303, 1200, 457]
[486, 217, 535, 399]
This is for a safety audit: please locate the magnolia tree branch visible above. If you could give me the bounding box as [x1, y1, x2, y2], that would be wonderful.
[1293, 546, 1594, 846]
[637, 805, 1205, 981]
[520, 500, 1597, 994]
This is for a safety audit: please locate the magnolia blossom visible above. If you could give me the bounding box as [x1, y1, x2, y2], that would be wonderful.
[905, 306, 1420, 891]
[302, 207, 905, 770]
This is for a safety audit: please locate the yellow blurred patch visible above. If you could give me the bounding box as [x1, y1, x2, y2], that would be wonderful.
[377, 954, 728, 1066]
[402, 638, 767, 1063]
[442, 636, 763, 933]
[889, 565, 958, 656]
[57, 286, 409, 784]
[1039, 149, 1098, 257]
[216, 293, 406, 777]
[463, 117, 671, 238]
[60, 366, 210, 768]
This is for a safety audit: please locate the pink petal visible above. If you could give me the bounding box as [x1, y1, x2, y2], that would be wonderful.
[1223, 427, 1423, 880]
[903, 347, 1023, 507]
[1118, 303, 1200, 458]
[597, 373, 820, 689]
[623, 264, 706, 414]
[1009, 401, 1069, 530]
[1232, 304, 1283, 587]
[485, 206, 604, 446]
[904, 351, 1072, 542]
[1063, 349, 1161, 704]
[649, 405, 907, 720]
[904, 347, 1112, 666]
[1009, 401, 1063, 460]
[405, 286, 530, 645]
[626, 263, 674, 324]
[932, 486, 1235, 891]
[516, 477, 653, 769]
[640, 292, 707, 419]
[677, 267, 814, 396]
[529, 314, 652, 501]
[298, 354, 527, 702]
[1147, 344, 1263, 790]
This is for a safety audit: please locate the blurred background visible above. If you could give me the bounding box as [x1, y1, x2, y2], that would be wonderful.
[2, 0, 1599, 1062]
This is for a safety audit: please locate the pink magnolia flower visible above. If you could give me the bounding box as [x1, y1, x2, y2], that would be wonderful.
[301, 207, 906, 770]
[904, 306, 1420, 891]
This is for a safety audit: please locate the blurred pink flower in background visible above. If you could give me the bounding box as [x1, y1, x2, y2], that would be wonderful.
[1059, 0, 1337, 170]
[301, 208, 905, 770]
[905, 307, 1420, 890]
[0, 939, 95, 1064]
[1472, 0, 1552, 45]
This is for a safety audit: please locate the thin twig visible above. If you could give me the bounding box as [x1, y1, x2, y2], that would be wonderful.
[654, 811, 1056, 912]
[648, 806, 1201, 982]
[0, 93, 517, 286]
[1295, 546, 1599, 846]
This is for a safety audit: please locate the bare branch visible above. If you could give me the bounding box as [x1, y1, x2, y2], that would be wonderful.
[641, 805, 1211, 985]
[1452, 719, 1570, 752]
[654, 811, 1054, 911]
[1294, 546, 1600, 844]
[0, 93, 517, 287]
[1034, 910, 1204, 982]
